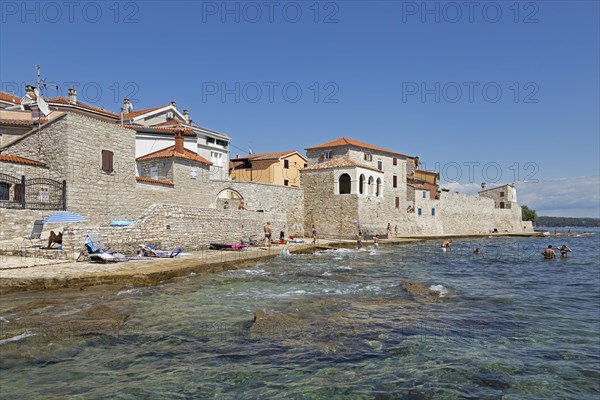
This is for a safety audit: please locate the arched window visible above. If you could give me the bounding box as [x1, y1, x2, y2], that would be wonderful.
[339, 174, 351, 194]
[359, 174, 365, 194]
[368, 176, 374, 195]
[376, 178, 381, 197]
[499, 201, 505, 209]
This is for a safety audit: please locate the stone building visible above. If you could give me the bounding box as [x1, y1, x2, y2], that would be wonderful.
[302, 137, 415, 238]
[479, 183, 518, 209]
[120, 100, 231, 181]
[230, 151, 307, 187]
[302, 137, 530, 238]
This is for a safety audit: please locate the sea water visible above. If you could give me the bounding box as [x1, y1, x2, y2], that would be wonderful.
[1, 229, 599, 398]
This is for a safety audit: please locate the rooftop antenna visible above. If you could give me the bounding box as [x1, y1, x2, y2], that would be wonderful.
[32, 65, 51, 156]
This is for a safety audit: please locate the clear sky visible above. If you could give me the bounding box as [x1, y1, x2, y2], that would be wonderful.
[1, 1, 598, 217]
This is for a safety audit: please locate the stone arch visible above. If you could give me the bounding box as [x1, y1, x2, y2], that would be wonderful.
[499, 201, 505, 209]
[376, 178, 382, 197]
[339, 174, 351, 194]
[368, 176, 374, 196]
[216, 188, 244, 209]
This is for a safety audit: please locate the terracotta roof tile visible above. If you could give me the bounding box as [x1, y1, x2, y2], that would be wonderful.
[302, 157, 381, 172]
[0, 91, 21, 104]
[46, 97, 118, 118]
[0, 154, 47, 167]
[231, 150, 305, 162]
[135, 177, 174, 187]
[0, 119, 34, 126]
[121, 105, 169, 120]
[305, 137, 414, 158]
[123, 124, 196, 136]
[136, 145, 212, 165]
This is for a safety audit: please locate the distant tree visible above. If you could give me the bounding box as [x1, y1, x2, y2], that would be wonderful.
[522, 205, 537, 222]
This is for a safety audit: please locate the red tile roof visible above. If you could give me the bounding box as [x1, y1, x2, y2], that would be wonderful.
[136, 145, 212, 165]
[305, 137, 414, 158]
[0, 119, 34, 126]
[123, 124, 196, 136]
[0, 154, 47, 167]
[121, 105, 169, 120]
[302, 157, 381, 172]
[135, 177, 174, 187]
[46, 97, 118, 118]
[231, 151, 305, 162]
[0, 91, 21, 104]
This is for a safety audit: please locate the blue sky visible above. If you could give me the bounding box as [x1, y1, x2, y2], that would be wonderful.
[1, 1, 598, 217]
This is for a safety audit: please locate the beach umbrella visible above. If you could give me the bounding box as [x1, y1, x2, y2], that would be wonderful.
[43, 211, 87, 224]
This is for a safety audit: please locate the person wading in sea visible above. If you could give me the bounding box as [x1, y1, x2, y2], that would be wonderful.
[542, 245, 556, 259]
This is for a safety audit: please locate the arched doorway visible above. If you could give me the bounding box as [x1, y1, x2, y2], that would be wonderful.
[216, 188, 244, 209]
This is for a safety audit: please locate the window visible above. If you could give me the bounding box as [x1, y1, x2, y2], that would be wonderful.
[395, 196, 400, 208]
[0, 182, 10, 200]
[378, 161, 383, 170]
[422, 191, 427, 198]
[376, 178, 381, 197]
[284, 159, 289, 169]
[393, 175, 397, 188]
[393, 157, 397, 166]
[324, 150, 332, 159]
[500, 192, 505, 197]
[304, 163, 308, 168]
[190, 168, 197, 180]
[284, 180, 289, 186]
[431, 208, 436, 216]
[102, 150, 113, 173]
[206, 137, 215, 144]
[364, 153, 372, 161]
[418, 208, 422, 216]
[211, 151, 223, 168]
[500, 202, 505, 209]
[368, 176, 374, 195]
[359, 174, 365, 194]
[150, 166, 158, 180]
[339, 174, 351, 194]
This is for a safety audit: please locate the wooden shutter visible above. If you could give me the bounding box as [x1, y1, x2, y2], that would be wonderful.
[102, 150, 114, 173]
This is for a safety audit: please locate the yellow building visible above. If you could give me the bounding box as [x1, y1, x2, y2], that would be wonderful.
[229, 151, 307, 187]
[414, 169, 439, 186]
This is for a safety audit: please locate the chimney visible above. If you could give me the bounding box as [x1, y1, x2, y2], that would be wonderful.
[174, 130, 185, 154]
[123, 98, 131, 114]
[68, 88, 77, 104]
[481, 182, 487, 191]
[183, 109, 189, 122]
[171, 101, 177, 108]
[26, 84, 36, 98]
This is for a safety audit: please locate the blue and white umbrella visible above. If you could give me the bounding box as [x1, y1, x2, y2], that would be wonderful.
[43, 211, 87, 223]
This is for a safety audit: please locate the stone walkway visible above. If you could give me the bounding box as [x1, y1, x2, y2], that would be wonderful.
[0, 232, 543, 293]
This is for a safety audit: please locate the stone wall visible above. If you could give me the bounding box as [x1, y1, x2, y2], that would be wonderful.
[2, 113, 140, 224]
[302, 170, 359, 239]
[439, 192, 526, 234]
[0, 208, 50, 241]
[62, 203, 286, 255]
[0, 162, 50, 179]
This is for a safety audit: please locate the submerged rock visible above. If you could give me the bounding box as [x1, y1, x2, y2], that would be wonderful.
[400, 281, 444, 302]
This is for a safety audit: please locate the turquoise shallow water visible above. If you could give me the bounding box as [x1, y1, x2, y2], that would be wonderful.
[1, 230, 599, 399]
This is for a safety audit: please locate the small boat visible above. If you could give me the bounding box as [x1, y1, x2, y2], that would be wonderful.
[209, 243, 246, 251]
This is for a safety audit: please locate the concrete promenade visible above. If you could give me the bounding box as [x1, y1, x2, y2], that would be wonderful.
[0, 232, 546, 293]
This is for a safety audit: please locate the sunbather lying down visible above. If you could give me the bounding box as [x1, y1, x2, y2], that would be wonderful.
[138, 244, 182, 258]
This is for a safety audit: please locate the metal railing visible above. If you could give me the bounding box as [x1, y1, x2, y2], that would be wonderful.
[0, 173, 66, 210]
